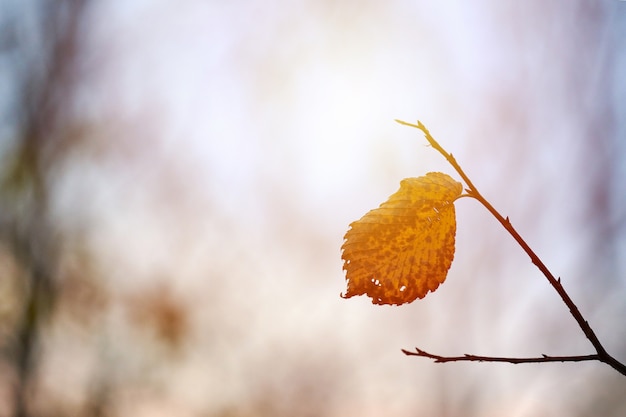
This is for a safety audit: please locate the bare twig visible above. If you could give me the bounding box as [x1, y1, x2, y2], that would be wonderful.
[401, 348, 600, 364]
[396, 119, 626, 377]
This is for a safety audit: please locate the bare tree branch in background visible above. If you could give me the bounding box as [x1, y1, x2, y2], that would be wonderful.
[0, 1, 89, 416]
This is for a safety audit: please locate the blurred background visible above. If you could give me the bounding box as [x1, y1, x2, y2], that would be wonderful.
[0, 0, 625, 416]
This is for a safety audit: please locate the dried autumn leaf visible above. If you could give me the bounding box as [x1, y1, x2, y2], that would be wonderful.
[341, 172, 463, 305]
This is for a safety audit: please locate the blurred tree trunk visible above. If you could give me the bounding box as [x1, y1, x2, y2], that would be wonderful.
[0, 1, 89, 416]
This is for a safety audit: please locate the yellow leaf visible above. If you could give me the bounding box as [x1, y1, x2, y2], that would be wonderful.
[341, 172, 463, 305]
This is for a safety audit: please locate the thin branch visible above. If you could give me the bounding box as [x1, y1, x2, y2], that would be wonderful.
[401, 348, 600, 365]
[396, 119, 626, 377]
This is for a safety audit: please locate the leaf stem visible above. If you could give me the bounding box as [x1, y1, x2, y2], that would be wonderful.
[396, 119, 626, 377]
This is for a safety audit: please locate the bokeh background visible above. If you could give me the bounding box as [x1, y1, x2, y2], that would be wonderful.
[1, 0, 625, 416]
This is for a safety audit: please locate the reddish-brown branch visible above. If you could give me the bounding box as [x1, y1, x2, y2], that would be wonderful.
[401, 348, 600, 364]
[396, 119, 626, 377]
